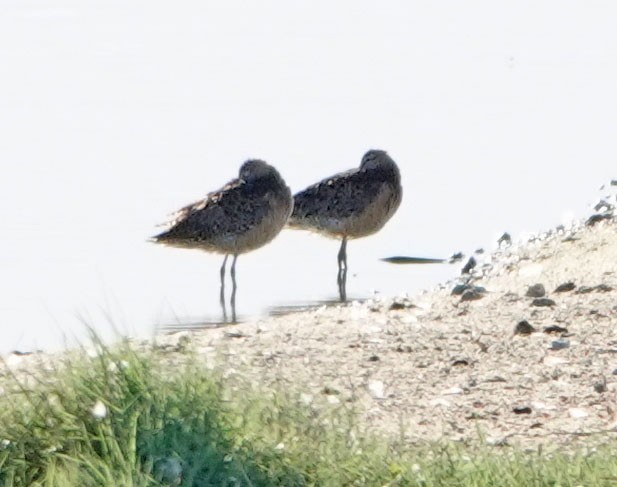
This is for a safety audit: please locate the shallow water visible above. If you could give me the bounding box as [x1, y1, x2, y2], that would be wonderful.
[1, 2, 616, 354]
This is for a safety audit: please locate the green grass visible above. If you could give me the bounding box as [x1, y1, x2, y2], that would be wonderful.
[1, 339, 617, 486]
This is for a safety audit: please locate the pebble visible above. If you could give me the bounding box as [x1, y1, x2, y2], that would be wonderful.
[498, 232, 512, 247]
[368, 380, 386, 399]
[512, 406, 532, 415]
[531, 298, 556, 307]
[442, 386, 464, 395]
[461, 257, 477, 275]
[554, 282, 576, 292]
[568, 408, 589, 419]
[543, 325, 568, 335]
[461, 288, 485, 302]
[526, 284, 546, 298]
[514, 320, 536, 335]
[549, 339, 570, 350]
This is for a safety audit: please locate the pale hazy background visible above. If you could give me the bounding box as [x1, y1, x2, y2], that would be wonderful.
[1, 1, 616, 353]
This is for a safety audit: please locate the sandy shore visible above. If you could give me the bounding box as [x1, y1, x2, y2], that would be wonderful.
[152, 200, 617, 450]
[4, 189, 617, 451]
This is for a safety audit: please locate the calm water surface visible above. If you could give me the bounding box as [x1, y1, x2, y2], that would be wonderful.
[1, 2, 616, 353]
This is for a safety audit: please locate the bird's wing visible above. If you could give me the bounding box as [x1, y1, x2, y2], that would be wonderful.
[291, 168, 386, 222]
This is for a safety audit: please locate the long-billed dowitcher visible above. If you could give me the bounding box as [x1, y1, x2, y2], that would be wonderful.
[288, 149, 402, 301]
[152, 159, 293, 321]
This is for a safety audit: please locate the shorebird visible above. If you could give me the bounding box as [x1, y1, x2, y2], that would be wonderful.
[288, 149, 402, 301]
[152, 159, 293, 321]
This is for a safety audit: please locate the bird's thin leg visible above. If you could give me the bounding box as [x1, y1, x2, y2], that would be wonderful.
[337, 237, 348, 302]
[220, 255, 229, 322]
[230, 254, 238, 323]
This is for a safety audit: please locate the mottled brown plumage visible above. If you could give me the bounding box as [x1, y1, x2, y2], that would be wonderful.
[154, 160, 293, 254]
[153, 159, 293, 321]
[288, 149, 402, 300]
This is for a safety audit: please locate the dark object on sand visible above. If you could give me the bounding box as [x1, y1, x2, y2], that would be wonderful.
[381, 256, 445, 264]
[452, 284, 486, 296]
[514, 320, 536, 335]
[461, 287, 486, 302]
[525, 284, 546, 298]
[512, 406, 532, 415]
[543, 325, 568, 335]
[461, 256, 477, 275]
[554, 282, 576, 293]
[586, 213, 613, 226]
[498, 232, 512, 247]
[550, 339, 570, 350]
[449, 252, 464, 263]
[531, 298, 556, 307]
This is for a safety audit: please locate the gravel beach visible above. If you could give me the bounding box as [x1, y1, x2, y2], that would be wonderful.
[4, 187, 617, 452]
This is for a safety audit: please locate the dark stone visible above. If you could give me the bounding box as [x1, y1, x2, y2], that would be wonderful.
[512, 406, 532, 415]
[514, 320, 536, 335]
[554, 282, 576, 293]
[461, 257, 477, 275]
[611, 179, 617, 186]
[389, 299, 416, 310]
[452, 359, 469, 367]
[461, 288, 485, 302]
[531, 298, 556, 307]
[594, 200, 614, 212]
[368, 355, 380, 362]
[525, 284, 546, 298]
[594, 379, 607, 394]
[498, 232, 512, 247]
[449, 252, 464, 263]
[452, 284, 486, 297]
[550, 339, 570, 350]
[474, 248, 484, 254]
[543, 325, 568, 335]
[576, 284, 613, 294]
[586, 213, 612, 226]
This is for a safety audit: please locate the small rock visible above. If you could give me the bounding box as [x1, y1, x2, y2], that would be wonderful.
[461, 288, 485, 302]
[596, 284, 613, 293]
[442, 386, 464, 395]
[612, 368, 617, 376]
[611, 179, 617, 186]
[543, 325, 568, 335]
[512, 406, 532, 415]
[594, 378, 607, 394]
[554, 282, 576, 293]
[526, 283, 546, 298]
[452, 359, 469, 367]
[461, 257, 477, 275]
[451, 284, 468, 295]
[568, 408, 589, 419]
[474, 248, 484, 254]
[549, 339, 570, 351]
[586, 213, 612, 226]
[531, 298, 556, 307]
[514, 320, 536, 335]
[498, 232, 512, 247]
[576, 286, 595, 294]
[449, 252, 464, 263]
[368, 355, 380, 362]
[368, 380, 385, 399]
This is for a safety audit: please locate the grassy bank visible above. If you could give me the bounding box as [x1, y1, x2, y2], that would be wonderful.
[1, 341, 616, 486]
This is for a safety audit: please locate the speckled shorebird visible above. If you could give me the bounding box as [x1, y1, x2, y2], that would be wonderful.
[288, 149, 402, 301]
[152, 160, 293, 321]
